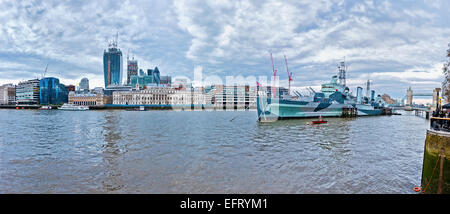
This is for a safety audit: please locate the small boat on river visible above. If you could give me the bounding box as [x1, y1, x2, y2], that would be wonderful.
[312, 116, 327, 124]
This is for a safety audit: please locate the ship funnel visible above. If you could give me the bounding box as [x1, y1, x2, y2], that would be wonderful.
[371, 90, 375, 102]
[356, 87, 363, 104]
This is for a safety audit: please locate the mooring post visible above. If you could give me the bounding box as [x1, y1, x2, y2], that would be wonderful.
[437, 148, 445, 194]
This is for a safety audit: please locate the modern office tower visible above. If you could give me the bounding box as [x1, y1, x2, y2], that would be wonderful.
[139, 69, 146, 76]
[147, 68, 153, 77]
[39, 77, 69, 105]
[0, 84, 16, 105]
[130, 75, 155, 89]
[16, 79, 40, 105]
[127, 57, 138, 85]
[79, 77, 89, 91]
[153, 67, 160, 85]
[103, 36, 123, 88]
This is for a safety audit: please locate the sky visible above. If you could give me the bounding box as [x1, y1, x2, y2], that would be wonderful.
[0, 0, 449, 102]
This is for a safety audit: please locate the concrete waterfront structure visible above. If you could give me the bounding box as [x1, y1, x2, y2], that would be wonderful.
[16, 79, 40, 105]
[421, 127, 450, 194]
[0, 84, 16, 105]
[421, 46, 449, 194]
[103, 36, 123, 88]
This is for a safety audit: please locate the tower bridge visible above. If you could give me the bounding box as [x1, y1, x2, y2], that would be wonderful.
[405, 87, 439, 108]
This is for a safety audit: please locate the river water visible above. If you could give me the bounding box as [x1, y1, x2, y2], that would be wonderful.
[0, 109, 428, 193]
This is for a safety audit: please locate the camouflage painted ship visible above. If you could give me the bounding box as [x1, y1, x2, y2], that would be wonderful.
[257, 62, 382, 122]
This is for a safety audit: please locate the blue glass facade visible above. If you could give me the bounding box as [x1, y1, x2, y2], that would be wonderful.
[40, 77, 69, 105]
[103, 47, 123, 87]
[153, 67, 160, 85]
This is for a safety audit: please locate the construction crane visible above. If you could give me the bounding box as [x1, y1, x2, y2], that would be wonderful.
[284, 55, 293, 95]
[42, 64, 48, 79]
[270, 53, 277, 98]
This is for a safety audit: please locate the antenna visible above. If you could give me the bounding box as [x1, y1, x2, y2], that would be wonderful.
[270, 53, 277, 98]
[338, 58, 347, 86]
[115, 31, 119, 47]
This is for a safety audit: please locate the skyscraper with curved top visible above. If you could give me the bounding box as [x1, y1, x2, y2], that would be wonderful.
[103, 36, 123, 88]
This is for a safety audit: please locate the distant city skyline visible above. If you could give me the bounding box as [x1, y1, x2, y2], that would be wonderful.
[0, 0, 449, 101]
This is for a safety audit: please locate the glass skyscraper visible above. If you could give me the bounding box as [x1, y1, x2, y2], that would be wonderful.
[103, 41, 123, 88]
[40, 77, 69, 105]
[153, 67, 160, 85]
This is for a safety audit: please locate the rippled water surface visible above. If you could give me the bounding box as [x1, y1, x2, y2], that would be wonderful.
[0, 109, 428, 193]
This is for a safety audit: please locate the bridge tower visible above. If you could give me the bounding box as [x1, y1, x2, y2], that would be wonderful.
[406, 87, 413, 106]
[433, 88, 441, 111]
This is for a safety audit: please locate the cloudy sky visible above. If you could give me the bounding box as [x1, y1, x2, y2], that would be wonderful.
[0, 0, 449, 100]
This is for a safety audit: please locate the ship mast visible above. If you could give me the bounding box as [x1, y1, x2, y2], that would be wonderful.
[338, 58, 347, 87]
[270, 53, 277, 98]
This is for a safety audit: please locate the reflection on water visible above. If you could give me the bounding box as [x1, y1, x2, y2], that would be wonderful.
[0, 109, 428, 193]
[101, 112, 124, 192]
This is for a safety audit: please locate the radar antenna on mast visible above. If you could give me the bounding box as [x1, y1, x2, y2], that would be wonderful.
[270, 53, 277, 98]
[338, 57, 347, 86]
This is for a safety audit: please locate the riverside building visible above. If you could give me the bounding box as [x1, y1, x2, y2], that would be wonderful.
[210, 85, 258, 110]
[0, 84, 16, 105]
[112, 87, 209, 107]
[39, 77, 69, 105]
[68, 91, 104, 106]
[113, 87, 176, 105]
[16, 79, 40, 105]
